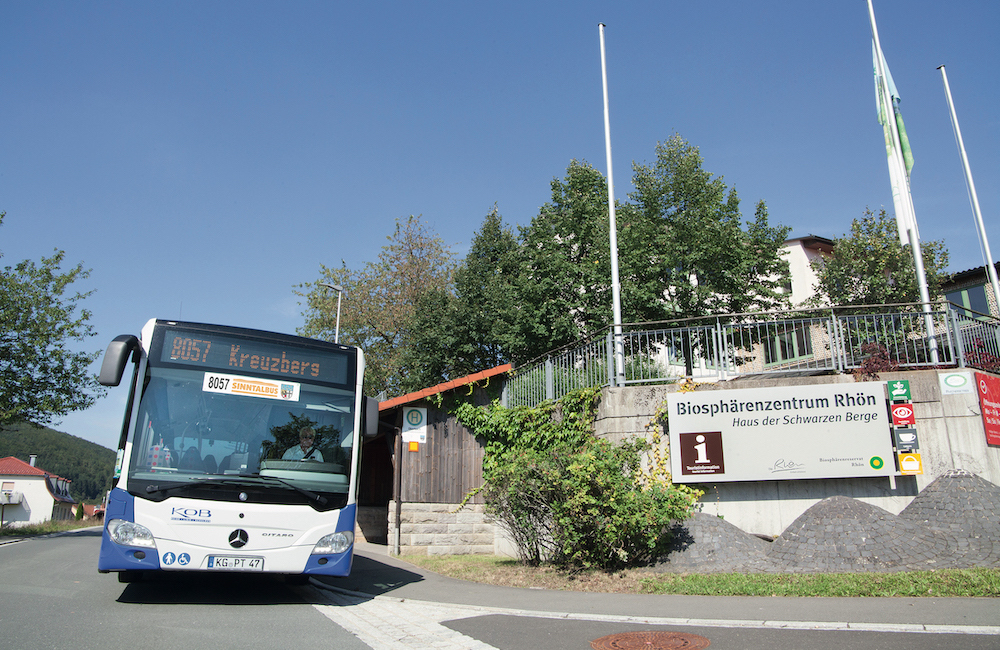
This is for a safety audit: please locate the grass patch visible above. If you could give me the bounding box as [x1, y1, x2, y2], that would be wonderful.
[640, 568, 1000, 597]
[402, 554, 1000, 597]
[0, 519, 98, 537]
[401, 554, 651, 593]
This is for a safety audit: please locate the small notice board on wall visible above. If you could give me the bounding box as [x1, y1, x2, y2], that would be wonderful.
[402, 406, 427, 451]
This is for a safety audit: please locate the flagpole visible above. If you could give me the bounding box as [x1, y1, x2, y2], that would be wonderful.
[599, 23, 625, 386]
[867, 0, 939, 363]
[938, 64, 1000, 314]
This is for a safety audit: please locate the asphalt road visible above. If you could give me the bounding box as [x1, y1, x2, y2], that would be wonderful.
[2, 530, 998, 650]
[0, 528, 368, 650]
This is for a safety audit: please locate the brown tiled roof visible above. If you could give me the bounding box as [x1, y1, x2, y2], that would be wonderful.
[0, 456, 68, 481]
[379, 364, 512, 412]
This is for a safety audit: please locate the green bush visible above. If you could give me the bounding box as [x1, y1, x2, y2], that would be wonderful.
[456, 388, 701, 570]
[478, 446, 558, 565]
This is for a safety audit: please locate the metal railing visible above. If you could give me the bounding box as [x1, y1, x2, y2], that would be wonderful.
[505, 303, 1000, 408]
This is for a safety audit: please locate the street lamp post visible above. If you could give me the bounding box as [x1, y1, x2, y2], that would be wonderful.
[319, 283, 345, 344]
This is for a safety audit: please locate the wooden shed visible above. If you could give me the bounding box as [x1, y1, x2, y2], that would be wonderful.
[356, 365, 511, 554]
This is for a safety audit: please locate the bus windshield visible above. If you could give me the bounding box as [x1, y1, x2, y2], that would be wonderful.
[124, 325, 358, 509]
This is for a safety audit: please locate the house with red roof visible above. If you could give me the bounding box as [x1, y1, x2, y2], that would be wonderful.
[0, 456, 76, 527]
[70, 503, 103, 520]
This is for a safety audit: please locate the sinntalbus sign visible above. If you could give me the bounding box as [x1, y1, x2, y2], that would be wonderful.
[667, 383, 895, 483]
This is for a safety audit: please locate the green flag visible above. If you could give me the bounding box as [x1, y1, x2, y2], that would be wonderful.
[873, 42, 916, 244]
[874, 45, 914, 177]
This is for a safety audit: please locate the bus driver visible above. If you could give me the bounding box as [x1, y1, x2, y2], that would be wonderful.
[282, 426, 324, 462]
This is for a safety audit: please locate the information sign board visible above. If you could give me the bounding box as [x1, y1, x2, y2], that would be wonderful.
[898, 452, 923, 475]
[887, 379, 911, 402]
[667, 382, 895, 483]
[890, 403, 916, 427]
[975, 372, 1000, 446]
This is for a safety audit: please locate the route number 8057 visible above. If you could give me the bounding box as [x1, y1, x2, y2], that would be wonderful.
[206, 376, 230, 390]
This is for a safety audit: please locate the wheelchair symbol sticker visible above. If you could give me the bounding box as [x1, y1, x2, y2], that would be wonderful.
[161, 552, 190, 566]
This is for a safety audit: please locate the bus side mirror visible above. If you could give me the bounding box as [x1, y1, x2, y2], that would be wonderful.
[364, 396, 379, 438]
[99, 335, 141, 387]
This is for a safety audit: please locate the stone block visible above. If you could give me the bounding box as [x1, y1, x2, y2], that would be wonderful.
[445, 524, 476, 535]
[402, 512, 443, 524]
[455, 511, 485, 524]
[397, 546, 429, 556]
[403, 523, 449, 535]
[881, 370, 942, 402]
[435, 533, 492, 546]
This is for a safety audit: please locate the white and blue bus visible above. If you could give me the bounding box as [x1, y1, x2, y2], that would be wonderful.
[97, 319, 377, 582]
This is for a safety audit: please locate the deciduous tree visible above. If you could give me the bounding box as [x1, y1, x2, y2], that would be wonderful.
[0, 213, 104, 428]
[513, 161, 614, 362]
[399, 206, 520, 389]
[809, 207, 949, 307]
[624, 134, 791, 322]
[298, 215, 455, 397]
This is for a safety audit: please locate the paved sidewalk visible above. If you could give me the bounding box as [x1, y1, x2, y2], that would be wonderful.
[308, 541, 1000, 648]
[311, 587, 501, 649]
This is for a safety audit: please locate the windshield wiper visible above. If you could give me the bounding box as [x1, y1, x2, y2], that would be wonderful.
[144, 476, 327, 506]
[255, 476, 328, 505]
[145, 478, 249, 496]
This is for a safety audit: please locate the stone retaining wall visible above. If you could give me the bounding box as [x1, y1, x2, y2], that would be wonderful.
[387, 501, 498, 556]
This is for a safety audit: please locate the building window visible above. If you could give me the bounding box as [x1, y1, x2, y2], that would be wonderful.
[947, 285, 990, 318]
[764, 325, 813, 366]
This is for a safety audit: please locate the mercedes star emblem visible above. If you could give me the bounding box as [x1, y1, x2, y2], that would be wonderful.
[229, 529, 249, 548]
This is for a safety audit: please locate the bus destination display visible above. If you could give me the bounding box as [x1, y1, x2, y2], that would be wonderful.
[159, 329, 349, 386]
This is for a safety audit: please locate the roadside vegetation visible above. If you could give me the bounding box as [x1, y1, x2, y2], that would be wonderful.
[453, 388, 702, 571]
[403, 554, 1000, 598]
[0, 519, 97, 537]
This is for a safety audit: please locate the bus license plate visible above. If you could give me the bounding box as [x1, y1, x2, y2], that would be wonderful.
[207, 555, 264, 571]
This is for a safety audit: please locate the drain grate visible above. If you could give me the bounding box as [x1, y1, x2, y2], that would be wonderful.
[590, 630, 711, 649]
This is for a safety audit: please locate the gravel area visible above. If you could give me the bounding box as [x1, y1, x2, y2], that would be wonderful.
[655, 469, 1000, 573]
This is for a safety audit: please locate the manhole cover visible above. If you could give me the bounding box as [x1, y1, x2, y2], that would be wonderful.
[591, 631, 711, 650]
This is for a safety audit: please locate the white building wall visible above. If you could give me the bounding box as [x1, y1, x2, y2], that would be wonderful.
[0, 476, 54, 527]
[780, 239, 829, 306]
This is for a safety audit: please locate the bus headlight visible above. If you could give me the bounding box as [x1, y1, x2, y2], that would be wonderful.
[312, 531, 353, 555]
[107, 519, 157, 548]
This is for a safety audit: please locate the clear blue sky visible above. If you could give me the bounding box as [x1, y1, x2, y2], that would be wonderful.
[3, 1, 998, 450]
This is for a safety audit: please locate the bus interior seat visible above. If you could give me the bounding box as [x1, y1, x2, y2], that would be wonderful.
[179, 447, 202, 471]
